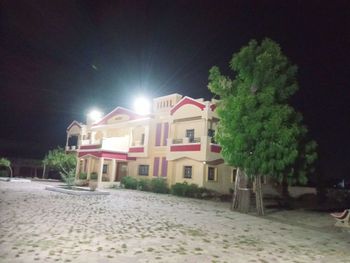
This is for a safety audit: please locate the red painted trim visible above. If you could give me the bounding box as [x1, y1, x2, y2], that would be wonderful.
[170, 144, 201, 152]
[210, 144, 221, 153]
[170, 97, 206, 115]
[80, 144, 101, 150]
[67, 121, 82, 131]
[210, 104, 216, 111]
[94, 107, 143, 126]
[102, 151, 128, 160]
[78, 150, 129, 160]
[129, 147, 144, 153]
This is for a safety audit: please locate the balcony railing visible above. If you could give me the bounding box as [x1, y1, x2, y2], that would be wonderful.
[65, 145, 78, 151]
[172, 137, 201, 144]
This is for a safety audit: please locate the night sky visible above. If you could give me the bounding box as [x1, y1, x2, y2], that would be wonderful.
[1, 1, 349, 181]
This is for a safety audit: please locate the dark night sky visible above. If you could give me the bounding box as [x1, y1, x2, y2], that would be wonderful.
[1, 1, 349, 180]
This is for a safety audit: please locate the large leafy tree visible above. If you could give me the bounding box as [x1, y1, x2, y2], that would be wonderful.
[43, 147, 77, 187]
[208, 39, 317, 215]
[0, 157, 13, 178]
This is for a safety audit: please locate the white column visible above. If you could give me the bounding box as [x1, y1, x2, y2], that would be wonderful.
[110, 160, 117, 182]
[66, 133, 70, 150]
[87, 158, 92, 180]
[75, 157, 80, 180]
[98, 157, 104, 186]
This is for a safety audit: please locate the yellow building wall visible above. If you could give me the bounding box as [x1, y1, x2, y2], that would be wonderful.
[173, 119, 205, 139]
[203, 164, 234, 194]
[172, 104, 203, 120]
[172, 158, 205, 187]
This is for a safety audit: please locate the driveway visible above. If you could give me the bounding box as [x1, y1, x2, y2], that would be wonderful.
[0, 181, 349, 262]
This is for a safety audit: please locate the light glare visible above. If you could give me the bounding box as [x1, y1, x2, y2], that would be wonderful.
[133, 97, 151, 115]
[88, 109, 103, 122]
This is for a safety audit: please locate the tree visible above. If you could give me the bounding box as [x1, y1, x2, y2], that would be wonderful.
[43, 147, 77, 187]
[208, 38, 317, 215]
[0, 158, 13, 178]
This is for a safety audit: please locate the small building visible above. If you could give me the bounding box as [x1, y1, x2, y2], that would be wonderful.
[66, 94, 236, 193]
[9, 158, 43, 178]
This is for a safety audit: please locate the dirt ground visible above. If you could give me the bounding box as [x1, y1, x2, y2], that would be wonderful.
[0, 181, 349, 263]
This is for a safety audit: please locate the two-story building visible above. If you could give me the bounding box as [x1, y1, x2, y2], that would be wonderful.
[65, 94, 236, 193]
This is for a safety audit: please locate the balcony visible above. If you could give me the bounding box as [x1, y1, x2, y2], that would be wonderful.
[79, 137, 129, 153]
[172, 137, 201, 144]
[65, 145, 78, 151]
[166, 136, 222, 162]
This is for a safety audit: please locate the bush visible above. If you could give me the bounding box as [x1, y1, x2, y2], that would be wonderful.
[138, 178, 151, 191]
[150, 178, 169, 194]
[79, 172, 87, 180]
[60, 170, 75, 188]
[171, 182, 187, 196]
[171, 182, 199, 197]
[90, 172, 98, 180]
[184, 183, 200, 198]
[121, 176, 138, 189]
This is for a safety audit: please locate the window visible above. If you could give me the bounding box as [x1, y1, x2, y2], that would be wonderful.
[103, 164, 108, 174]
[183, 166, 192, 179]
[208, 167, 216, 181]
[186, 129, 195, 142]
[208, 129, 216, 143]
[138, 165, 149, 176]
[141, 133, 145, 145]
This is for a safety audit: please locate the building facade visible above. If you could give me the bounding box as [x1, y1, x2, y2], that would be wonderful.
[66, 94, 236, 193]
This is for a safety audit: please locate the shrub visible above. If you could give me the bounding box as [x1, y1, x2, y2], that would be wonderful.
[184, 183, 199, 198]
[90, 172, 98, 180]
[150, 178, 169, 194]
[121, 176, 138, 189]
[171, 182, 199, 197]
[79, 172, 87, 180]
[138, 178, 151, 191]
[171, 182, 187, 196]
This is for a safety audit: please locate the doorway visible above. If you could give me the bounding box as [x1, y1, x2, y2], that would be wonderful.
[115, 162, 127, 182]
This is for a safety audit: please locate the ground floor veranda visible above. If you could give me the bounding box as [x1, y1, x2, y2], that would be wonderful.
[76, 151, 238, 193]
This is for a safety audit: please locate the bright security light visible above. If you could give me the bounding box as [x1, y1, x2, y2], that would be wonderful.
[133, 97, 151, 115]
[88, 109, 103, 122]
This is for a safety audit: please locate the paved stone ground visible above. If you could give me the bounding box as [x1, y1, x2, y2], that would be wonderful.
[0, 181, 349, 263]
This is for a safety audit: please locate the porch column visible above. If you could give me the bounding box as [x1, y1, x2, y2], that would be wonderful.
[75, 157, 80, 180]
[66, 133, 70, 149]
[97, 157, 104, 186]
[110, 160, 117, 182]
[87, 158, 92, 180]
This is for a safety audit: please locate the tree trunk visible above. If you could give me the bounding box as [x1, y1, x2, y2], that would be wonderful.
[281, 175, 289, 200]
[232, 169, 251, 213]
[255, 174, 265, 216]
[231, 168, 240, 210]
[9, 166, 13, 179]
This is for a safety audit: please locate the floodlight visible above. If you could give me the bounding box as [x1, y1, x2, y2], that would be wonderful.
[133, 97, 151, 115]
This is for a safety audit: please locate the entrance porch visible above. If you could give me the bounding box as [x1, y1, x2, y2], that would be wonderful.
[76, 155, 129, 189]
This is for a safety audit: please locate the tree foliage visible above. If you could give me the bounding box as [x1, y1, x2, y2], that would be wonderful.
[0, 158, 11, 168]
[208, 38, 317, 185]
[43, 147, 77, 187]
[0, 157, 12, 178]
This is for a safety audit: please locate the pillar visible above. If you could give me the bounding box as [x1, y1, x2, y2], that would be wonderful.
[87, 158, 92, 180]
[75, 157, 80, 180]
[97, 157, 104, 186]
[110, 160, 116, 182]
